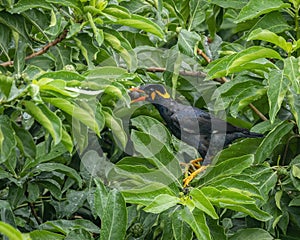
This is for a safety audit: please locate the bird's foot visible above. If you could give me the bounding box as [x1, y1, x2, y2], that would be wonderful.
[180, 157, 203, 171]
[183, 165, 208, 187]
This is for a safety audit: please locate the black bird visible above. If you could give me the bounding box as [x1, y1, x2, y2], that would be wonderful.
[129, 84, 263, 185]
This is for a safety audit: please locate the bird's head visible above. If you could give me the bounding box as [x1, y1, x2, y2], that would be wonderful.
[129, 84, 171, 103]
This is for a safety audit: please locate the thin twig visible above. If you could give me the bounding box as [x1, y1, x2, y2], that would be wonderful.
[0, 29, 68, 67]
[29, 202, 42, 225]
[249, 103, 268, 121]
[197, 48, 211, 63]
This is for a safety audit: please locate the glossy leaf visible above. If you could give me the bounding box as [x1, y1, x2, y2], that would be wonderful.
[34, 163, 82, 188]
[267, 70, 289, 123]
[30, 230, 64, 240]
[43, 97, 101, 136]
[0, 221, 24, 240]
[94, 178, 108, 219]
[40, 219, 100, 234]
[0, 116, 16, 163]
[171, 211, 193, 240]
[103, 108, 127, 149]
[248, 28, 292, 53]
[131, 115, 172, 148]
[113, 14, 164, 39]
[188, 0, 207, 31]
[143, 194, 179, 214]
[287, 88, 300, 129]
[229, 228, 273, 240]
[100, 189, 127, 240]
[206, 46, 281, 79]
[201, 187, 272, 221]
[24, 101, 62, 144]
[180, 208, 211, 240]
[121, 182, 176, 206]
[178, 29, 201, 57]
[202, 154, 254, 183]
[284, 56, 300, 93]
[190, 188, 218, 219]
[12, 122, 36, 159]
[255, 121, 293, 164]
[236, 0, 290, 23]
[131, 130, 181, 183]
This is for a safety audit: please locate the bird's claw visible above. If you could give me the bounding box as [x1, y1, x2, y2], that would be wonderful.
[183, 165, 209, 187]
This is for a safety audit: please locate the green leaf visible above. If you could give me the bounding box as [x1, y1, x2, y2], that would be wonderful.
[211, 0, 247, 9]
[131, 115, 172, 147]
[143, 194, 179, 214]
[171, 211, 193, 240]
[0, 74, 14, 99]
[40, 219, 99, 234]
[207, 46, 281, 79]
[190, 188, 218, 219]
[61, 128, 73, 153]
[131, 130, 181, 184]
[0, 12, 30, 41]
[9, 0, 52, 13]
[188, 0, 207, 31]
[284, 56, 300, 93]
[177, 29, 201, 57]
[248, 28, 292, 53]
[24, 101, 62, 144]
[100, 189, 127, 240]
[180, 208, 211, 240]
[0, 116, 16, 164]
[87, 12, 104, 46]
[201, 187, 272, 221]
[267, 70, 289, 123]
[250, 12, 291, 34]
[74, 34, 98, 68]
[210, 177, 262, 200]
[12, 122, 36, 159]
[102, 5, 131, 19]
[30, 230, 64, 240]
[287, 88, 300, 129]
[235, 0, 290, 23]
[104, 31, 136, 70]
[202, 154, 254, 183]
[229, 228, 273, 240]
[43, 97, 101, 136]
[0, 24, 11, 61]
[103, 108, 127, 149]
[37, 70, 85, 81]
[45, 0, 82, 13]
[13, 32, 27, 76]
[34, 163, 82, 188]
[64, 190, 88, 217]
[255, 121, 293, 164]
[121, 182, 176, 206]
[94, 178, 108, 219]
[247, 165, 278, 201]
[113, 14, 164, 39]
[84, 66, 128, 82]
[0, 221, 23, 240]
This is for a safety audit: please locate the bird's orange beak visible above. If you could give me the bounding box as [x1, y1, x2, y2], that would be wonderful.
[129, 87, 147, 103]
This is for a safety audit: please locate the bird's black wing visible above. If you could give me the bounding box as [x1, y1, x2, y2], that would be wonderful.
[170, 105, 242, 136]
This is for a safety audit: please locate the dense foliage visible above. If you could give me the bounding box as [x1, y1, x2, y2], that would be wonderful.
[0, 0, 300, 239]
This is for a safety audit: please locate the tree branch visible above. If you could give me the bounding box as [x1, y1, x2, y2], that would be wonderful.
[0, 29, 68, 67]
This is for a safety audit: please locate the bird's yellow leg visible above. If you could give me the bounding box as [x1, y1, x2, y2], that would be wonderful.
[183, 165, 209, 187]
[189, 158, 203, 170]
